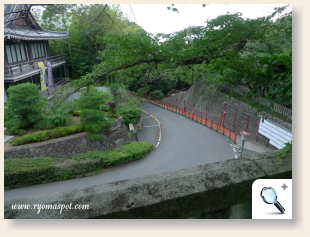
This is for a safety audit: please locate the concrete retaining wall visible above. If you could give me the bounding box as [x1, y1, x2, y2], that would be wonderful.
[4, 150, 292, 219]
[4, 118, 130, 159]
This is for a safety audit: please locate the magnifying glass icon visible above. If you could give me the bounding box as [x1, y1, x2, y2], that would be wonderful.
[260, 187, 285, 214]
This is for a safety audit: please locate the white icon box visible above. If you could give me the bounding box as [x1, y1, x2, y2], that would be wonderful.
[252, 179, 292, 219]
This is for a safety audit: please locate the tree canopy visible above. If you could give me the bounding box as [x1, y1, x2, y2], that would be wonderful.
[36, 4, 291, 109]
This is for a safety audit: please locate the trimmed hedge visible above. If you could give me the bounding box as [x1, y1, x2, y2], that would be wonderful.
[104, 142, 155, 167]
[4, 142, 155, 188]
[4, 157, 55, 187]
[9, 123, 85, 146]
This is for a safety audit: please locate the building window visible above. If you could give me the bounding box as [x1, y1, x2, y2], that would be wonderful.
[5, 44, 27, 64]
[31, 42, 46, 59]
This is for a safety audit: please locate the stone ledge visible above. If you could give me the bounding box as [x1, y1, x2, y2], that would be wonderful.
[4, 118, 130, 159]
[4, 152, 292, 219]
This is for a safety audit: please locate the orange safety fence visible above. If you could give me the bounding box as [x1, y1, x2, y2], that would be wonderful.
[127, 91, 237, 143]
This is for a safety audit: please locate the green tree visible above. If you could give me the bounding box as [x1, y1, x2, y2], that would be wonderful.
[150, 90, 164, 100]
[38, 4, 146, 80]
[5, 83, 48, 129]
[117, 98, 142, 125]
[52, 6, 291, 110]
[76, 86, 114, 139]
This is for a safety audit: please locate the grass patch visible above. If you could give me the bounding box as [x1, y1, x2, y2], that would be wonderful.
[4, 142, 155, 188]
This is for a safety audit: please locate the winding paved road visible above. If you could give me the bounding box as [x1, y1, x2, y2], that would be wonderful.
[4, 103, 235, 202]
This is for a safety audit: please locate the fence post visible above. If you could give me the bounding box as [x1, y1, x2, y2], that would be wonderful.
[205, 107, 208, 121]
[233, 109, 238, 132]
[193, 104, 196, 120]
[246, 115, 251, 132]
[220, 113, 223, 127]
[256, 118, 261, 142]
[222, 103, 227, 127]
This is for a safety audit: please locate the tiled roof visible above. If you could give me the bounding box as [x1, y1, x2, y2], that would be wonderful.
[4, 4, 69, 40]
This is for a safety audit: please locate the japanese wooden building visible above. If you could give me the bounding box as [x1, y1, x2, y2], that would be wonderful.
[4, 4, 69, 103]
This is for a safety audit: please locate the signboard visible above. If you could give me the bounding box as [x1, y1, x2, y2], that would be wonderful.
[46, 60, 54, 88]
[129, 123, 134, 132]
[258, 118, 292, 149]
[38, 62, 47, 91]
[115, 139, 124, 151]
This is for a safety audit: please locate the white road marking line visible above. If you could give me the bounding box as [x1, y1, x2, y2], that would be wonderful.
[233, 148, 236, 152]
[235, 155, 238, 159]
[143, 125, 159, 128]
[142, 110, 161, 148]
[155, 116, 162, 147]
[230, 144, 240, 148]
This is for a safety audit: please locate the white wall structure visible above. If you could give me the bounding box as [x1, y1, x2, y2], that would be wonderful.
[258, 118, 292, 149]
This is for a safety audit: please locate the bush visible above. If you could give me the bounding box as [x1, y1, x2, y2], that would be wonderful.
[117, 99, 142, 125]
[49, 112, 72, 127]
[103, 142, 155, 167]
[9, 123, 85, 146]
[4, 142, 155, 188]
[5, 83, 48, 129]
[80, 109, 114, 139]
[137, 86, 150, 98]
[76, 86, 112, 111]
[4, 157, 54, 187]
[43, 100, 77, 128]
[76, 86, 115, 139]
[73, 110, 81, 116]
[118, 107, 141, 125]
[5, 126, 26, 136]
[150, 90, 164, 100]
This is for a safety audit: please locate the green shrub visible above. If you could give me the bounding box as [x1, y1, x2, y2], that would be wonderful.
[5, 126, 26, 136]
[5, 83, 48, 129]
[118, 107, 141, 125]
[120, 142, 155, 159]
[75, 86, 116, 140]
[9, 123, 85, 146]
[4, 157, 54, 187]
[103, 142, 155, 167]
[8, 126, 20, 134]
[117, 99, 142, 125]
[49, 112, 72, 127]
[80, 109, 115, 139]
[45, 100, 77, 127]
[17, 129, 26, 136]
[73, 110, 81, 116]
[137, 86, 150, 98]
[150, 90, 164, 100]
[76, 86, 112, 111]
[4, 142, 155, 188]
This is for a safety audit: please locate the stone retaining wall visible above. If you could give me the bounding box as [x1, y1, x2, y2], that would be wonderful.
[4, 118, 130, 159]
[4, 150, 292, 219]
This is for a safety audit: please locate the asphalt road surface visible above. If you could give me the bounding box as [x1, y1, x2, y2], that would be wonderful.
[5, 103, 235, 202]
